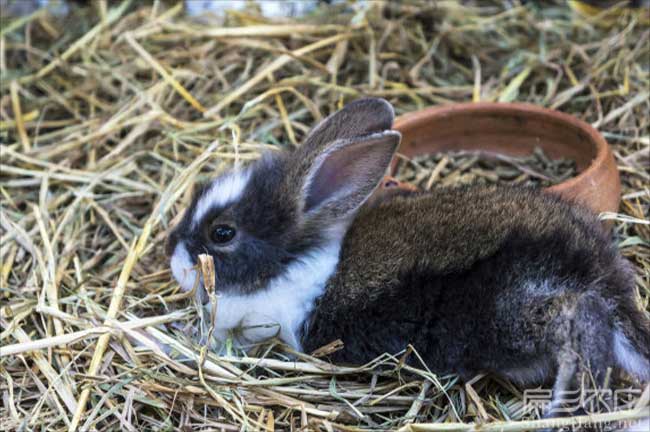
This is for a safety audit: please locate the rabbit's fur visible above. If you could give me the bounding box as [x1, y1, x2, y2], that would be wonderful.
[304, 186, 649, 385]
[168, 98, 649, 418]
[168, 98, 399, 347]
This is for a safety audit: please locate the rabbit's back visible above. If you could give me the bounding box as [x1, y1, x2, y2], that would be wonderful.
[339, 185, 611, 281]
[303, 185, 639, 379]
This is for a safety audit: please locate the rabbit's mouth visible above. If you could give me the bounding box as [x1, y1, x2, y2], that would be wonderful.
[170, 240, 206, 302]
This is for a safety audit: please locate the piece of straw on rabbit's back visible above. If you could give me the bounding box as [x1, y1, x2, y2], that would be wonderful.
[304, 185, 648, 386]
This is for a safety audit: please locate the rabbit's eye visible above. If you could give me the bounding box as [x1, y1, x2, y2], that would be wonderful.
[210, 224, 236, 244]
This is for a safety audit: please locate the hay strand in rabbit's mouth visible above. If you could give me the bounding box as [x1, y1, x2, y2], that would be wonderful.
[1, 1, 648, 430]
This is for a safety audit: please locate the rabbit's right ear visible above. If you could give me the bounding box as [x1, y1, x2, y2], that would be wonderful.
[299, 130, 400, 223]
[287, 97, 400, 224]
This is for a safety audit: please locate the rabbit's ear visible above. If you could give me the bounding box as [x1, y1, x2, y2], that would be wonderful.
[301, 131, 400, 221]
[302, 98, 395, 153]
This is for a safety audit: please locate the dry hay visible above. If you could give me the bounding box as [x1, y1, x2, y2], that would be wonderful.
[0, 1, 649, 431]
[393, 147, 579, 189]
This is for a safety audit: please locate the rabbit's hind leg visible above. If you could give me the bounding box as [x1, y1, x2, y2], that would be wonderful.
[572, 293, 617, 389]
[542, 293, 616, 431]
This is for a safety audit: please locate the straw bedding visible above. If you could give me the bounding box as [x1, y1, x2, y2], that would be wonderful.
[0, 1, 648, 430]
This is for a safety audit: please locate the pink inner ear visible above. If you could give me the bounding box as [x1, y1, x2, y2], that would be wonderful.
[304, 135, 396, 214]
[305, 149, 353, 212]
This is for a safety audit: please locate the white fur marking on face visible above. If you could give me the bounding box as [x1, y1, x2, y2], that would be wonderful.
[170, 241, 199, 292]
[614, 328, 650, 381]
[192, 170, 251, 228]
[210, 240, 342, 351]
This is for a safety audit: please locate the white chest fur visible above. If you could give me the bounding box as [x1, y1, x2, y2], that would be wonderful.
[210, 242, 341, 350]
[171, 237, 342, 350]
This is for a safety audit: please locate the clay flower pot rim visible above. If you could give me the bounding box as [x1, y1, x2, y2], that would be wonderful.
[393, 101, 610, 196]
[390, 101, 621, 215]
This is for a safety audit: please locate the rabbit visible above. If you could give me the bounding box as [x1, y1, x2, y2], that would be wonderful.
[167, 98, 650, 421]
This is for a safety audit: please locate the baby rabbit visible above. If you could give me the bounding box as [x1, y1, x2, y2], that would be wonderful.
[168, 98, 649, 417]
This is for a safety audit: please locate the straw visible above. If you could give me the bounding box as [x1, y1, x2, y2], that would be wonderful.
[1, 1, 648, 430]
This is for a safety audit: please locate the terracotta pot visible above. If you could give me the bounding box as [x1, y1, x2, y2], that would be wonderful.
[382, 102, 620, 215]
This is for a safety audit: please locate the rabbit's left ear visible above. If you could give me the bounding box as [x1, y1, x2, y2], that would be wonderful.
[301, 130, 401, 221]
[302, 98, 396, 153]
